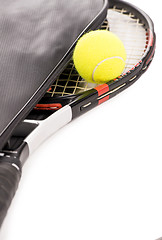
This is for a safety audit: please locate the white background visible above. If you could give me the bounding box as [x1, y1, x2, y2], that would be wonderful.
[1, 0, 161, 240]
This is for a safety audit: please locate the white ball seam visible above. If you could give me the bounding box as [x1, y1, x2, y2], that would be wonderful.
[92, 56, 125, 83]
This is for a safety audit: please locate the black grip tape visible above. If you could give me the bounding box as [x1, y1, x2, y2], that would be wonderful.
[0, 162, 21, 227]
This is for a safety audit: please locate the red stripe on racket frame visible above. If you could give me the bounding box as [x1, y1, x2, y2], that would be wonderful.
[34, 103, 62, 111]
[95, 84, 109, 105]
[145, 30, 156, 66]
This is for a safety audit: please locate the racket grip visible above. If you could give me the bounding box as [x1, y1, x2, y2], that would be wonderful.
[0, 161, 21, 227]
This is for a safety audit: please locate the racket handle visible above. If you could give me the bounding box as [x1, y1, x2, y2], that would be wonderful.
[0, 161, 21, 227]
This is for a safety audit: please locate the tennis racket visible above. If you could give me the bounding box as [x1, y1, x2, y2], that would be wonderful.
[0, 0, 155, 227]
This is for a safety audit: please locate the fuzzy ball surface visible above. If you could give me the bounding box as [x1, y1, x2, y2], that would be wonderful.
[73, 30, 126, 84]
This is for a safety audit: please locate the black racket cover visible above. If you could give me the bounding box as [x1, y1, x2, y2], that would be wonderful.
[0, 0, 108, 150]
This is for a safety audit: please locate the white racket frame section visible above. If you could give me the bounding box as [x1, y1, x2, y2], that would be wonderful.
[25, 105, 72, 154]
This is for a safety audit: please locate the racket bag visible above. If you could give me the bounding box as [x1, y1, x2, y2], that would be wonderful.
[0, 0, 108, 149]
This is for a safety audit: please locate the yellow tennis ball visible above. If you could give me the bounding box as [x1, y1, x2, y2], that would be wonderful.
[73, 30, 126, 84]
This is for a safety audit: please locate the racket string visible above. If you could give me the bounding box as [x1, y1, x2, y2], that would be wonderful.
[109, 7, 147, 75]
[47, 7, 148, 97]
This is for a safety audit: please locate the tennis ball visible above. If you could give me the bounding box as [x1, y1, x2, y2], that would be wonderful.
[73, 30, 126, 84]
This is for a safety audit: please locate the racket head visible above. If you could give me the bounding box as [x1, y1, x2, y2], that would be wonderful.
[33, 0, 155, 117]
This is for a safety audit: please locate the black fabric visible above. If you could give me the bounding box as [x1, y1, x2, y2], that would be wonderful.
[0, 0, 108, 149]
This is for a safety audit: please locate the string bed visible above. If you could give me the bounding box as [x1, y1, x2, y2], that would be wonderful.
[48, 7, 147, 97]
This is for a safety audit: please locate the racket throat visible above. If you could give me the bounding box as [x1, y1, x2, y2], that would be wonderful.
[25, 105, 72, 155]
